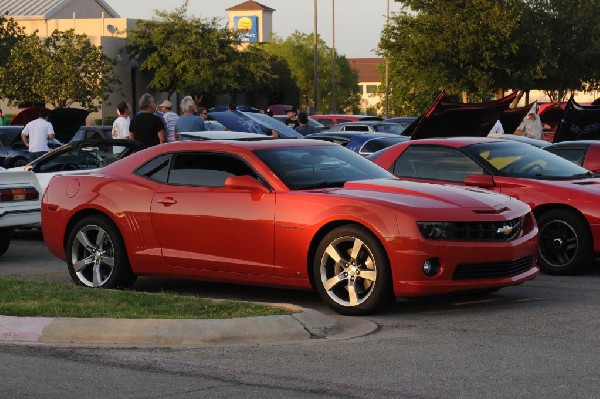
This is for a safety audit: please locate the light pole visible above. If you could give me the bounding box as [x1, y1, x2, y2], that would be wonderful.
[384, 0, 390, 118]
[331, 0, 337, 113]
[313, 0, 319, 114]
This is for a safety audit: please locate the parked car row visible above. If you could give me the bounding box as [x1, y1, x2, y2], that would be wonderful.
[7, 109, 600, 316]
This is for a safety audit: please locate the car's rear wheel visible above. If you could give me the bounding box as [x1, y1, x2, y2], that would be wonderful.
[537, 209, 592, 275]
[11, 158, 28, 167]
[313, 225, 393, 315]
[66, 215, 136, 288]
[0, 227, 14, 256]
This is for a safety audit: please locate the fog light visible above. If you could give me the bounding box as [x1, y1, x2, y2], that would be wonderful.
[423, 258, 440, 277]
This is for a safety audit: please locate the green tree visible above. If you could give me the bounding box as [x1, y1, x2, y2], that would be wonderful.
[262, 32, 360, 113]
[526, 0, 600, 102]
[0, 29, 118, 111]
[124, 1, 276, 105]
[0, 14, 26, 69]
[379, 0, 540, 115]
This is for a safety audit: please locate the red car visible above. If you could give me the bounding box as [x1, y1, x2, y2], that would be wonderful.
[544, 140, 600, 173]
[309, 114, 382, 128]
[370, 137, 600, 275]
[42, 139, 538, 315]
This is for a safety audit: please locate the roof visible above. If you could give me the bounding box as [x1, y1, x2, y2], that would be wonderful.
[349, 58, 384, 83]
[0, 0, 119, 18]
[226, 1, 275, 12]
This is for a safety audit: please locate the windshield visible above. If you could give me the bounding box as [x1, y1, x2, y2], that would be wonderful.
[465, 141, 593, 179]
[254, 145, 393, 190]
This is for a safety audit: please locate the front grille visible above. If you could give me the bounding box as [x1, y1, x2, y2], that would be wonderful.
[453, 256, 533, 280]
[451, 217, 524, 241]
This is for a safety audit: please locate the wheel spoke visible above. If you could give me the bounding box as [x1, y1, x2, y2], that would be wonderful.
[95, 229, 106, 248]
[359, 270, 377, 283]
[323, 272, 346, 291]
[350, 238, 363, 261]
[325, 244, 343, 264]
[73, 255, 94, 272]
[101, 255, 114, 267]
[347, 279, 359, 306]
[76, 231, 95, 252]
[364, 257, 374, 270]
[92, 264, 102, 287]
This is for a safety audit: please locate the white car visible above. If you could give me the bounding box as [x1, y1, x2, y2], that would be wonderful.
[0, 168, 42, 255]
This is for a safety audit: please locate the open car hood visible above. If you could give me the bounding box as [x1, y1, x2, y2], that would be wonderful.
[405, 91, 517, 140]
[209, 111, 302, 138]
[10, 107, 90, 143]
[554, 97, 600, 142]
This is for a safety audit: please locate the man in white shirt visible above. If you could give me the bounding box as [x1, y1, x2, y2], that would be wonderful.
[159, 100, 178, 142]
[112, 101, 131, 154]
[488, 119, 504, 135]
[21, 108, 55, 160]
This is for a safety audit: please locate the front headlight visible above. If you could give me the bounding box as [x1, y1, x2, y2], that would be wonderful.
[417, 222, 456, 239]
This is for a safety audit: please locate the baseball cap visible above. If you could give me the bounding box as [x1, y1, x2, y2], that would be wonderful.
[159, 100, 172, 108]
[286, 106, 297, 113]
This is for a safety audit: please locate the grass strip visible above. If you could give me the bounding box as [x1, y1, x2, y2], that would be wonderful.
[0, 277, 292, 319]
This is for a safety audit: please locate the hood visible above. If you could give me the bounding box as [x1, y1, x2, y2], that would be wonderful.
[209, 111, 302, 138]
[11, 107, 90, 143]
[554, 97, 600, 142]
[341, 179, 516, 212]
[405, 91, 517, 140]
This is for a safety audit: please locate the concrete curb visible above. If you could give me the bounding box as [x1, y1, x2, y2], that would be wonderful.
[0, 308, 378, 347]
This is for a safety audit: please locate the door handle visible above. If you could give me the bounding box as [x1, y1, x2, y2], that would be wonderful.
[157, 197, 177, 205]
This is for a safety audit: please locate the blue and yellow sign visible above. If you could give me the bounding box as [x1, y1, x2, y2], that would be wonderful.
[234, 16, 258, 42]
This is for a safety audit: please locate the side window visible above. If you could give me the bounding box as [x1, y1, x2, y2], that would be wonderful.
[337, 118, 352, 124]
[393, 146, 484, 182]
[135, 154, 171, 183]
[167, 152, 258, 187]
[546, 148, 586, 166]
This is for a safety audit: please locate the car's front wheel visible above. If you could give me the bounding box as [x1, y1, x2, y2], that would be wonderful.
[537, 209, 592, 275]
[313, 225, 393, 315]
[0, 227, 14, 256]
[66, 215, 136, 288]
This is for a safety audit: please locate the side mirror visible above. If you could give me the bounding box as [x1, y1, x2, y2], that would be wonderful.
[464, 174, 495, 188]
[224, 175, 269, 194]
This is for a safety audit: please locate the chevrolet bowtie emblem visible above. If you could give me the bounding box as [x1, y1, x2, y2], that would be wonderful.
[497, 225, 514, 235]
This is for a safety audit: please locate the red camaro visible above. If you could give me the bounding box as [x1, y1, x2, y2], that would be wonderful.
[42, 139, 538, 315]
[370, 137, 600, 275]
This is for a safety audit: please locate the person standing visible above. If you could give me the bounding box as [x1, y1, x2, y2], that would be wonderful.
[174, 96, 206, 140]
[0, 109, 9, 126]
[112, 101, 131, 154]
[159, 100, 179, 142]
[515, 108, 543, 140]
[488, 119, 504, 135]
[21, 108, 55, 160]
[295, 112, 315, 136]
[129, 93, 166, 147]
[197, 107, 209, 121]
[284, 106, 300, 129]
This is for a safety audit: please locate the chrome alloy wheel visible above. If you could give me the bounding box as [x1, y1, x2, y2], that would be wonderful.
[538, 219, 578, 268]
[70, 224, 115, 287]
[319, 235, 378, 307]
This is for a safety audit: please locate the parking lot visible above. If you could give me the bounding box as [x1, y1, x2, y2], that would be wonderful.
[2, 231, 600, 398]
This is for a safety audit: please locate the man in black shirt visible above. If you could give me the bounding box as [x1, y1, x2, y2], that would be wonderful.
[129, 93, 166, 147]
[284, 106, 300, 129]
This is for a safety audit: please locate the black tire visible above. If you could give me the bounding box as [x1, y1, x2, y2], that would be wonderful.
[11, 158, 28, 168]
[313, 225, 393, 315]
[537, 209, 592, 275]
[66, 215, 136, 288]
[0, 227, 14, 257]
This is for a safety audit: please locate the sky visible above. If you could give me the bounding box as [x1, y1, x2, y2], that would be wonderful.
[105, 0, 403, 59]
